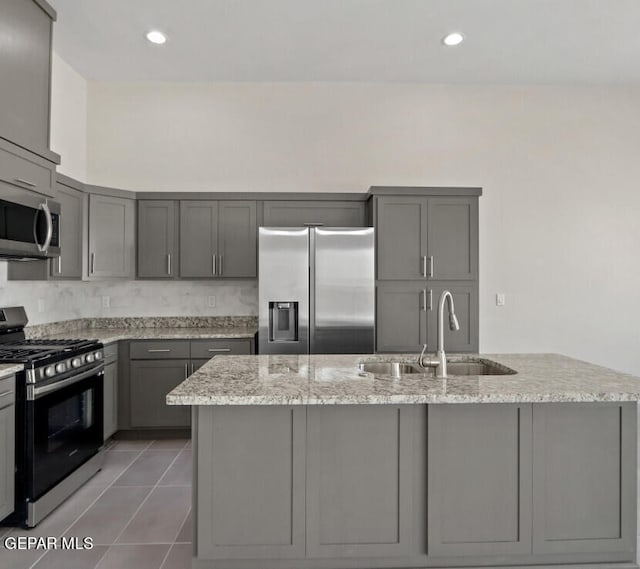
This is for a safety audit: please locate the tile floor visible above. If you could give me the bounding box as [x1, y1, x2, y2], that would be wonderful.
[0, 439, 192, 569]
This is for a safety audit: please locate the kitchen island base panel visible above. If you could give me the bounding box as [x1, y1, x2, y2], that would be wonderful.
[192, 403, 637, 569]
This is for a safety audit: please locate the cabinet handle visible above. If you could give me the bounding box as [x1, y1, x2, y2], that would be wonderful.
[147, 348, 171, 353]
[167, 253, 172, 275]
[191, 362, 195, 374]
[90, 252, 95, 274]
[428, 289, 433, 311]
[428, 256, 434, 278]
[58, 255, 62, 274]
[212, 254, 217, 276]
[207, 348, 231, 352]
[422, 256, 427, 278]
[184, 363, 189, 379]
[14, 178, 36, 187]
[421, 290, 427, 312]
[0, 390, 13, 398]
[219, 255, 223, 276]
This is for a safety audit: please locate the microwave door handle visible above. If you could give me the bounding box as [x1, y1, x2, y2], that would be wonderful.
[34, 203, 53, 253]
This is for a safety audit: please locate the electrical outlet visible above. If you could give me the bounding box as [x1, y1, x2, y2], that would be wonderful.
[102, 296, 110, 309]
[208, 296, 216, 308]
[37, 298, 45, 313]
[496, 293, 506, 307]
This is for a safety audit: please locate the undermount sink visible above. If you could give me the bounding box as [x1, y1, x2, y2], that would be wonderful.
[357, 358, 516, 378]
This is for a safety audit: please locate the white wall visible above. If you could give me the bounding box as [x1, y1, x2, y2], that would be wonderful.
[84, 82, 640, 375]
[50, 52, 87, 181]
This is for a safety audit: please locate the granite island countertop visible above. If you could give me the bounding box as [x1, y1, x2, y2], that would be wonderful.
[0, 363, 23, 380]
[166, 353, 640, 405]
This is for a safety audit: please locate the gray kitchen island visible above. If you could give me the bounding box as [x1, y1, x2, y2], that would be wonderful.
[167, 353, 640, 569]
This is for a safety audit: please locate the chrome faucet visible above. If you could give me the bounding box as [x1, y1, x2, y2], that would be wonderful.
[418, 290, 460, 378]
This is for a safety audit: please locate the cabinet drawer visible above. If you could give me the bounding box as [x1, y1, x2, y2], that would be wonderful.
[130, 341, 190, 360]
[0, 142, 55, 198]
[191, 339, 252, 358]
[0, 376, 16, 409]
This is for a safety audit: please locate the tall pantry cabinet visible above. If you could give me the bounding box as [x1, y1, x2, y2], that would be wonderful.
[371, 187, 480, 353]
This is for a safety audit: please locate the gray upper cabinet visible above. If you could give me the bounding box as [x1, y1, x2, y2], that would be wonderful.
[376, 195, 477, 281]
[218, 201, 257, 277]
[532, 402, 637, 555]
[0, 0, 55, 158]
[137, 200, 179, 278]
[306, 405, 415, 558]
[180, 200, 257, 278]
[180, 201, 218, 277]
[428, 404, 532, 557]
[51, 179, 84, 278]
[88, 193, 136, 279]
[263, 201, 366, 227]
[0, 138, 56, 198]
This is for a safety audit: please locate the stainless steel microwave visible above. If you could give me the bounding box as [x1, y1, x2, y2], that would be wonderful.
[0, 190, 61, 259]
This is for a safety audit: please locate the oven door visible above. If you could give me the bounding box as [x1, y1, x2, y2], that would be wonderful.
[26, 367, 103, 500]
[0, 191, 60, 259]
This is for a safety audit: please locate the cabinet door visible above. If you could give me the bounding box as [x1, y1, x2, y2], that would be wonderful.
[428, 404, 532, 557]
[103, 362, 118, 441]
[376, 196, 428, 280]
[180, 201, 218, 277]
[426, 283, 479, 353]
[306, 405, 414, 558]
[376, 282, 427, 352]
[263, 201, 365, 227]
[51, 182, 84, 279]
[218, 201, 257, 277]
[532, 402, 636, 555]
[137, 201, 178, 278]
[0, 403, 16, 521]
[129, 360, 191, 428]
[88, 194, 136, 278]
[0, 0, 52, 154]
[427, 197, 478, 280]
[197, 406, 306, 559]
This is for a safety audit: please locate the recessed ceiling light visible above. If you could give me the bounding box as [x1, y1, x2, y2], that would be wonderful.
[442, 32, 464, 47]
[146, 30, 167, 45]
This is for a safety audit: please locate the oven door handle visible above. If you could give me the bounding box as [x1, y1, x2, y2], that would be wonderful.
[30, 367, 104, 400]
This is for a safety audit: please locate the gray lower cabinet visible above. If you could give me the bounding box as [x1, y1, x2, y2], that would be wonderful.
[262, 201, 366, 227]
[428, 404, 532, 557]
[0, 376, 16, 521]
[306, 405, 414, 558]
[532, 402, 637, 555]
[129, 360, 191, 428]
[376, 282, 478, 352]
[103, 343, 118, 441]
[197, 406, 306, 559]
[88, 193, 136, 279]
[137, 200, 179, 278]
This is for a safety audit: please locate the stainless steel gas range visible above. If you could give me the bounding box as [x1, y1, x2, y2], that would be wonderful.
[0, 306, 104, 528]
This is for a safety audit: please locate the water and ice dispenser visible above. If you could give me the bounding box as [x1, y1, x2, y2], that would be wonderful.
[268, 302, 299, 342]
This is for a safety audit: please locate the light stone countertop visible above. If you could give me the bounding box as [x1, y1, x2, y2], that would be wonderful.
[42, 326, 258, 345]
[166, 353, 640, 405]
[0, 363, 24, 380]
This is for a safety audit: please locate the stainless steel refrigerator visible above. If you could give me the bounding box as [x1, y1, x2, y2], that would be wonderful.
[258, 227, 375, 354]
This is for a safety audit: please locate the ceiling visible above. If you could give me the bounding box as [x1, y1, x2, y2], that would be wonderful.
[49, 0, 640, 84]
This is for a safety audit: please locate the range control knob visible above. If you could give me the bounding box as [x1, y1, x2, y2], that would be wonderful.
[94, 351, 103, 360]
[71, 357, 82, 368]
[85, 353, 95, 363]
[45, 365, 55, 378]
[55, 362, 67, 373]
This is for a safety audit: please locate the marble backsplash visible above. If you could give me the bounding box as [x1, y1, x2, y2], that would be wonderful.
[0, 261, 258, 326]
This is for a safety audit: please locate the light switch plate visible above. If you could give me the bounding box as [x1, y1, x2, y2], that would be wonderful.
[496, 293, 506, 306]
[208, 296, 216, 308]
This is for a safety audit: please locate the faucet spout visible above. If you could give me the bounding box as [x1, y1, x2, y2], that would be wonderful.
[434, 290, 459, 378]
